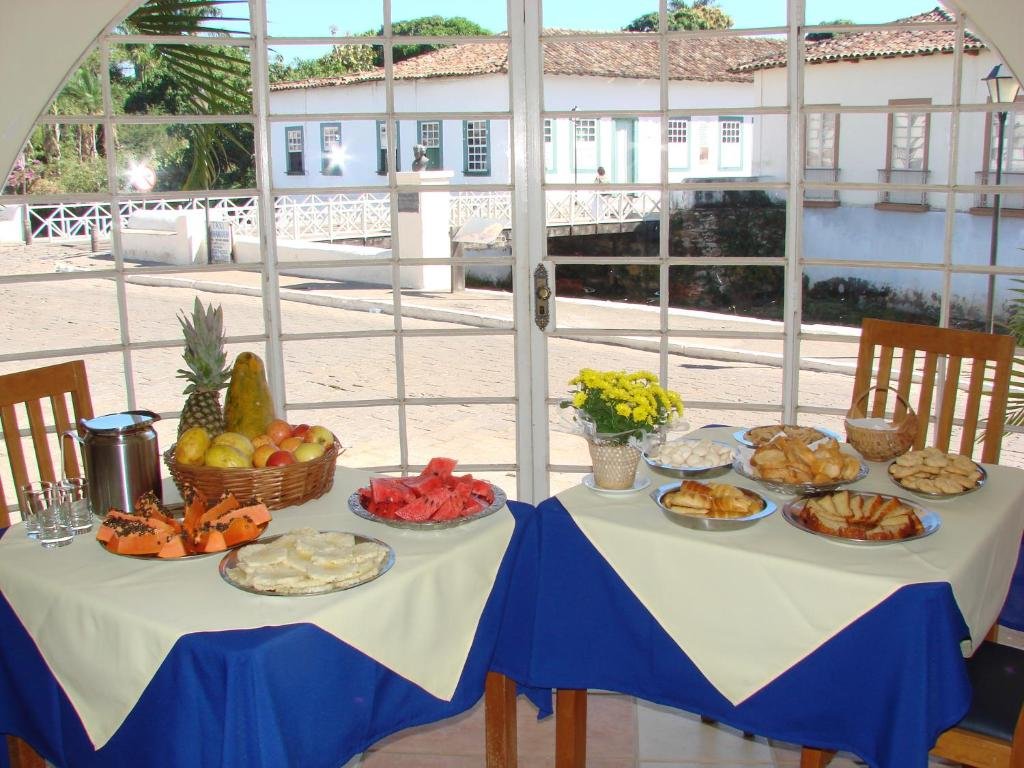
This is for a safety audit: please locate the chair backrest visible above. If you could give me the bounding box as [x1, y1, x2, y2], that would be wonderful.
[851, 319, 1014, 464]
[0, 361, 94, 526]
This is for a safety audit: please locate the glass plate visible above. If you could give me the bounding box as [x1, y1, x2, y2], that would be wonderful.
[348, 483, 507, 530]
[732, 454, 868, 497]
[887, 461, 987, 500]
[781, 494, 941, 545]
[734, 426, 841, 448]
[642, 439, 735, 478]
[650, 481, 776, 530]
[219, 531, 395, 596]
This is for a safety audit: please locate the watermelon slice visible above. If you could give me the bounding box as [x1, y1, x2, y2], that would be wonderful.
[395, 495, 441, 521]
[422, 457, 457, 479]
[355, 457, 497, 523]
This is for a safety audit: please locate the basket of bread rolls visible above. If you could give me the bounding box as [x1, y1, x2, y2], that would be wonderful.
[845, 387, 918, 462]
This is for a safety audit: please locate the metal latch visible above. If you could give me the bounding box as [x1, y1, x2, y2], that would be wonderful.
[534, 263, 551, 330]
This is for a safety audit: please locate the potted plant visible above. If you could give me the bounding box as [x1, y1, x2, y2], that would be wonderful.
[562, 369, 684, 489]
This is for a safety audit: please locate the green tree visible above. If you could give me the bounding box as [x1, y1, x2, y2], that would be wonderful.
[624, 0, 733, 32]
[371, 16, 493, 64]
[269, 44, 376, 83]
[806, 18, 855, 42]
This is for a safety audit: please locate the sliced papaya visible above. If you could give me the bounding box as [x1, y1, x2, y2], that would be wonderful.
[182, 487, 208, 536]
[216, 503, 271, 528]
[198, 494, 241, 528]
[194, 528, 228, 554]
[156, 535, 188, 559]
[110, 530, 173, 556]
[221, 516, 261, 547]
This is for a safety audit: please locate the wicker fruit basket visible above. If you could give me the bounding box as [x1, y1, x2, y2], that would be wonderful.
[845, 387, 918, 462]
[164, 440, 341, 511]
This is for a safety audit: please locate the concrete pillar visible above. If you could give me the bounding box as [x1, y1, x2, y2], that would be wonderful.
[395, 170, 454, 291]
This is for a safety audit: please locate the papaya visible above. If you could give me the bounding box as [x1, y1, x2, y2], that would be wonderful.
[194, 529, 227, 553]
[222, 516, 261, 547]
[216, 502, 271, 528]
[198, 494, 241, 528]
[157, 535, 188, 559]
[223, 352, 276, 439]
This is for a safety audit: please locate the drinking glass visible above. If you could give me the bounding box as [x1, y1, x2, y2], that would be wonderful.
[16, 481, 52, 539]
[60, 477, 93, 534]
[36, 485, 73, 549]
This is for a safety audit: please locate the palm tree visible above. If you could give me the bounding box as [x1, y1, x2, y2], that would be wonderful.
[59, 67, 103, 159]
[118, 0, 252, 189]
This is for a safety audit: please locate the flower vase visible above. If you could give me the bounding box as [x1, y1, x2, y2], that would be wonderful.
[587, 436, 641, 490]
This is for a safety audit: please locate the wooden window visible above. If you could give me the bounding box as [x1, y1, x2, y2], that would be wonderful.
[320, 122, 342, 175]
[463, 120, 490, 176]
[285, 126, 303, 175]
[417, 120, 443, 170]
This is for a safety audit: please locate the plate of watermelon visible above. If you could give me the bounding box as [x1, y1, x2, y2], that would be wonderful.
[350, 457, 507, 529]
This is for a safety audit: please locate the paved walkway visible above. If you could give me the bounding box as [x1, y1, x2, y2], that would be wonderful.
[3, 240, 1021, 477]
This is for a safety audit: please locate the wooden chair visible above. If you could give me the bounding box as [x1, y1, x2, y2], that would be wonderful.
[0, 360, 95, 526]
[0, 360, 93, 768]
[802, 319, 1019, 768]
[849, 318, 1014, 464]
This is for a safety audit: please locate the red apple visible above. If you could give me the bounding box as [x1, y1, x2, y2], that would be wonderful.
[291, 424, 311, 439]
[304, 425, 334, 447]
[266, 450, 296, 467]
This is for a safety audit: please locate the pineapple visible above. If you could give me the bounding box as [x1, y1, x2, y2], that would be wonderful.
[176, 297, 230, 439]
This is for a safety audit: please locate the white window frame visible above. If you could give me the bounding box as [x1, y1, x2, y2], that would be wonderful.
[3, 2, 1015, 504]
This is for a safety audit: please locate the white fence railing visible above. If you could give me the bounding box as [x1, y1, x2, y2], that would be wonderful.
[21, 190, 661, 243]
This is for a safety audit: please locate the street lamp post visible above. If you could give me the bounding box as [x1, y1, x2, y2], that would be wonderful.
[983, 64, 1021, 332]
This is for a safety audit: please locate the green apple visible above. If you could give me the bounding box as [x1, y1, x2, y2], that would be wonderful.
[293, 441, 326, 462]
[304, 425, 334, 447]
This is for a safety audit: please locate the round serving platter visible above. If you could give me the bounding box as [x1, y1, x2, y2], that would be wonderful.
[887, 461, 987, 501]
[732, 454, 868, 497]
[650, 481, 776, 531]
[642, 439, 735, 479]
[348, 482, 507, 530]
[733, 426, 841, 448]
[219, 531, 395, 596]
[781, 496, 941, 545]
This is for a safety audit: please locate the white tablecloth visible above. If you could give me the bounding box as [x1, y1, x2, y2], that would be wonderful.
[0, 465, 514, 748]
[557, 426, 1024, 705]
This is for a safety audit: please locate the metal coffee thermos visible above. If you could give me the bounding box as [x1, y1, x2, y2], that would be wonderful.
[64, 411, 163, 516]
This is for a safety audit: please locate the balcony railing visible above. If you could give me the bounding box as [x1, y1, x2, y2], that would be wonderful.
[804, 167, 839, 203]
[877, 168, 930, 207]
[18, 190, 662, 244]
[973, 171, 1024, 212]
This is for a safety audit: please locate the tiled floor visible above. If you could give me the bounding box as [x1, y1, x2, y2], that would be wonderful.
[346, 627, 1024, 767]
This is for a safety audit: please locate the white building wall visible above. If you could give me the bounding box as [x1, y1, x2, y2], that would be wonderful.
[754, 50, 1002, 210]
[270, 76, 512, 188]
[271, 74, 763, 188]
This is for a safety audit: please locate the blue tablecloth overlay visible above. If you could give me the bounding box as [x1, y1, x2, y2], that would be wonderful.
[0, 500, 534, 768]
[998, 535, 1024, 631]
[495, 497, 974, 768]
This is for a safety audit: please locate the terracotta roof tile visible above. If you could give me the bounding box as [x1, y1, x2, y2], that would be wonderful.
[735, 8, 984, 72]
[270, 32, 787, 91]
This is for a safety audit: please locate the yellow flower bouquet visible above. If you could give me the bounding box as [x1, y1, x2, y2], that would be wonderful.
[562, 368, 684, 446]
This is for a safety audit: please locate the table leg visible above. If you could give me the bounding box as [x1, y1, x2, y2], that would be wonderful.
[485, 671, 518, 768]
[800, 746, 836, 767]
[555, 689, 587, 768]
[6, 736, 44, 768]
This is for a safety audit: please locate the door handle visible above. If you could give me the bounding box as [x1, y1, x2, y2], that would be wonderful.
[534, 263, 551, 331]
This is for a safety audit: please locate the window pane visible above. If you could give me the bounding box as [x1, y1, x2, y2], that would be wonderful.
[266, 0, 381, 37]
